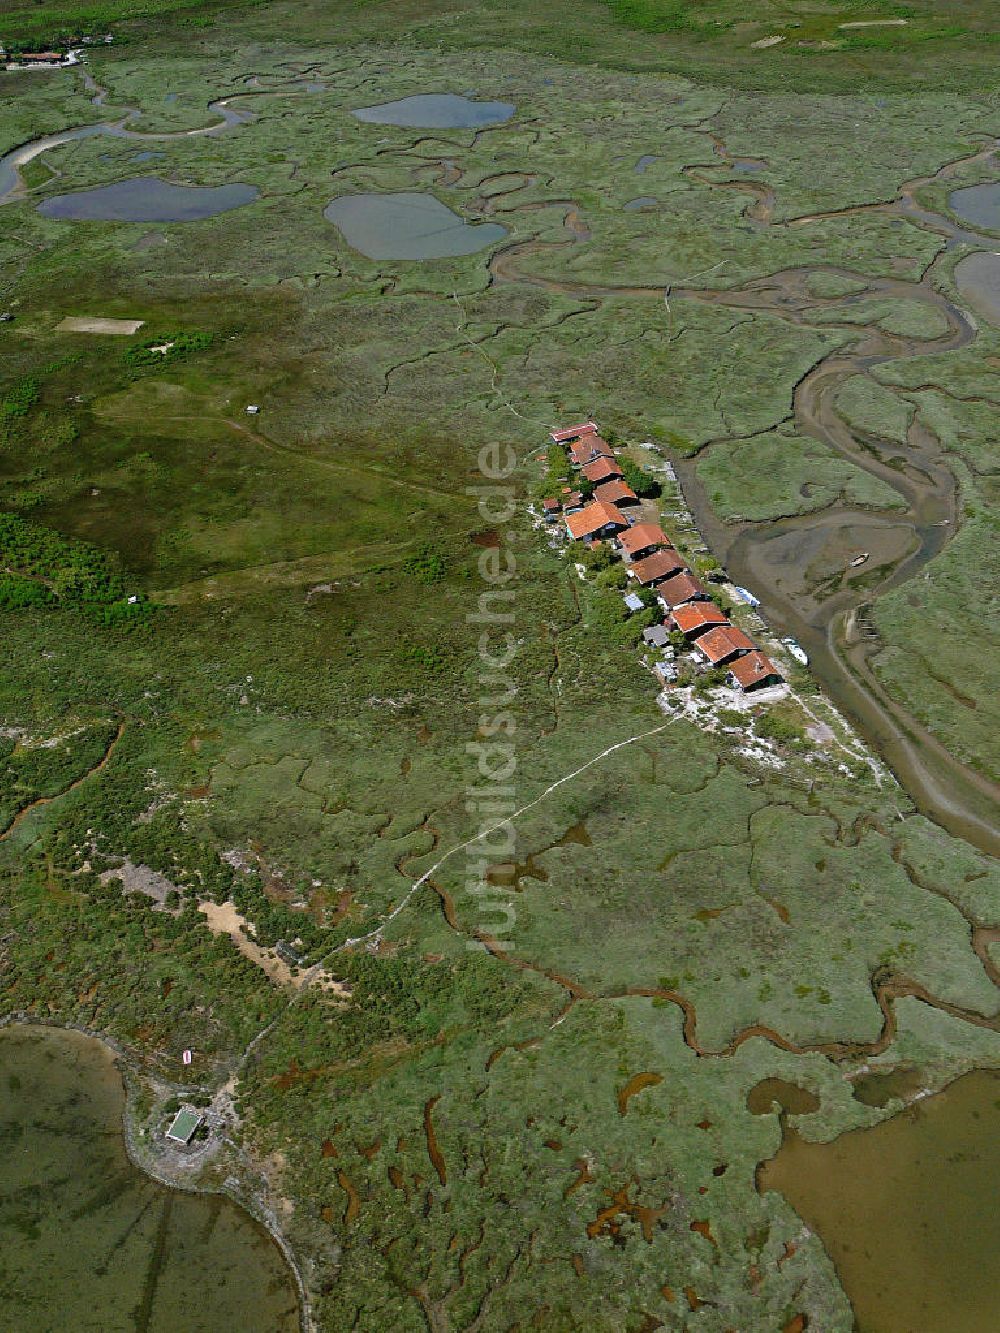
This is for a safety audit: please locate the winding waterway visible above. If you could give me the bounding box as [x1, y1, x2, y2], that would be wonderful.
[0, 73, 252, 209]
[0, 1025, 299, 1330]
[477, 142, 1000, 855]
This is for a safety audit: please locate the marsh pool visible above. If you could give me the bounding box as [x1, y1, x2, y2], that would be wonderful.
[759, 1068, 1000, 1332]
[37, 176, 259, 222]
[324, 191, 507, 260]
[351, 93, 514, 128]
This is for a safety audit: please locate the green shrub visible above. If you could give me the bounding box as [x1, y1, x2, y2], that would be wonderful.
[124, 330, 213, 370]
[618, 458, 661, 498]
[717, 708, 745, 729]
[402, 542, 448, 583]
[0, 376, 40, 422]
[755, 710, 805, 744]
[0, 513, 153, 624]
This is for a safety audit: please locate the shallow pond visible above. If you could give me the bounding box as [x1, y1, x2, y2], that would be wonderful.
[37, 176, 259, 222]
[624, 196, 657, 211]
[948, 182, 1000, 232]
[351, 92, 514, 128]
[324, 191, 507, 260]
[0, 1025, 299, 1330]
[746, 1078, 820, 1116]
[759, 1068, 1000, 1332]
[635, 154, 658, 174]
[955, 250, 1000, 326]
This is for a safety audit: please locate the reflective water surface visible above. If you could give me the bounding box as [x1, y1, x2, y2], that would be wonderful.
[324, 190, 507, 259]
[351, 93, 514, 128]
[0, 1026, 299, 1331]
[37, 176, 259, 222]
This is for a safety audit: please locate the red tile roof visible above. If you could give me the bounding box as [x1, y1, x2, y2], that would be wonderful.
[593, 478, 638, 506]
[619, 523, 669, 558]
[671, 601, 729, 636]
[630, 547, 685, 585]
[551, 421, 598, 444]
[695, 624, 755, 665]
[563, 490, 584, 510]
[569, 434, 614, 466]
[542, 497, 561, 512]
[565, 500, 627, 540]
[728, 651, 783, 690]
[654, 571, 708, 608]
[581, 456, 623, 484]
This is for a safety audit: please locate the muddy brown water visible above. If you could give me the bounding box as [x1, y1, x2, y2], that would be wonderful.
[759, 1069, 1000, 1332]
[849, 1064, 927, 1108]
[746, 1078, 820, 1116]
[0, 1025, 299, 1330]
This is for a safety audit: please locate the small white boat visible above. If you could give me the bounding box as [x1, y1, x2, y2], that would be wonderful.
[850, 552, 869, 568]
[732, 585, 760, 607]
[782, 637, 809, 666]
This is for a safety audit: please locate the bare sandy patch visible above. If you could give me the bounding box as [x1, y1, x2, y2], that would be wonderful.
[100, 859, 179, 909]
[57, 317, 145, 335]
[199, 899, 296, 986]
[198, 899, 350, 998]
[839, 18, 908, 28]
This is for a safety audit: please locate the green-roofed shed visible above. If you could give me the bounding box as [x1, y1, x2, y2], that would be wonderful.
[166, 1106, 203, 1146]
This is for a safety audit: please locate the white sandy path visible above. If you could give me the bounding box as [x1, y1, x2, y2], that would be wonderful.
[338, 713, 685, 953]
[232, 715, 684, 1068]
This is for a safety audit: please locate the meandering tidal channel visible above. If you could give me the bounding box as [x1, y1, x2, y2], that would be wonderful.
[478, 143, 1000, 854]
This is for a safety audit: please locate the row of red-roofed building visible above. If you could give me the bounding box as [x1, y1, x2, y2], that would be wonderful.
[543, 421, 783, 693]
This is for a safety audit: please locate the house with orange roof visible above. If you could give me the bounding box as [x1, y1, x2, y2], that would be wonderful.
[551, 421, 598, 444]
[654, 571, 708, 610]
[581, 456, 623, 485]
[593, 478, 638, 507]
[629, 547, 685, 586]
[618, 523, 670, 560]
[728, 651, 784, 692]
[671, 601, 729, 638]
[695, 624, 755, 666]
[569, 433, 615, 467]
[565, 500, 628, 542]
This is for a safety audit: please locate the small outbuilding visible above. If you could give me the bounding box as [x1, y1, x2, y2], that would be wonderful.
[671, 601, 729, 638]
[630, 547, 685, 586]
[654, 571, 709, 610]
[165, 1106, 203, 1147]
[551, 421, 599, 444]
[569, 433, 614, 466]
[643, 623, 670, 649]
[593, 478, 638, 507]
[581, 456, 623, 485]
